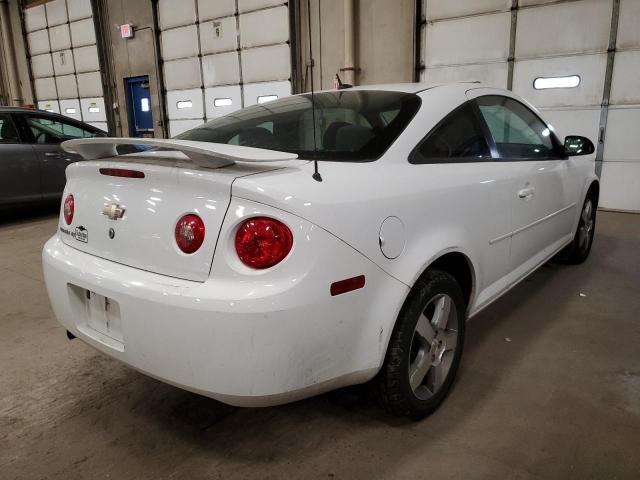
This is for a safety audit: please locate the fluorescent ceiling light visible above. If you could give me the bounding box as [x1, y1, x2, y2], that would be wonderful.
[214, 98, 232, 107]
[534, 75, 580, 90]
[176, 100, 193, 109]
[257, 95, 278, 104]
[65, 108, 77, 114]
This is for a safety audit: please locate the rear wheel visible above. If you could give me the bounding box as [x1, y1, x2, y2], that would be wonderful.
[375, 270, 465, 420]
[557, 193, 597, 264]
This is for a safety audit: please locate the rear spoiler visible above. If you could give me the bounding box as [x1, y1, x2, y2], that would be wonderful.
[61, 137, 299, 169]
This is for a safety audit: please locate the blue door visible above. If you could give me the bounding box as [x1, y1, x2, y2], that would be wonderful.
[125, 76, 154, 137]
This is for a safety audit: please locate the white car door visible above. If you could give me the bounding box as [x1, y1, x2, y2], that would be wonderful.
[473, 94, 577, 276]
[406, 99, 517, 312]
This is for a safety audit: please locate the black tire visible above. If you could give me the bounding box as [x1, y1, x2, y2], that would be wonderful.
[375, 269, 466, 420]
[556, 192, 597, 265]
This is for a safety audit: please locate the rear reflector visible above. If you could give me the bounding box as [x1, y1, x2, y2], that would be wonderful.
[330, 275, 365, 296]
[99, 168, 145, 178]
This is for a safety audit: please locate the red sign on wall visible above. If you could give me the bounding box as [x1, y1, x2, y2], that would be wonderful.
[120, 24, 134, 39]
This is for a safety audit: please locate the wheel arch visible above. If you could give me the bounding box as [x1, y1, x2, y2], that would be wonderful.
[409, 249, 476, 314]
[372, 248, 476, 387]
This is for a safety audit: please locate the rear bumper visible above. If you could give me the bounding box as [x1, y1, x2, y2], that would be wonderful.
[42, 234, 408, 407]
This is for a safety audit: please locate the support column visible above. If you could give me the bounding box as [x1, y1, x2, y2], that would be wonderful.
[506, 0, 518, 90]
[0, 0, 22, 105]
[342, 0, 355, 85]
[595, 0, 621, 178]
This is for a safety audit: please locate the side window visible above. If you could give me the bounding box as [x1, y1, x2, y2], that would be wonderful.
[25, 116, 98, 144]
[476, 96, 558, 159]
[411, 103, 490, 163]
[0, 114, 20, 144]
[380, 109, 400, 125]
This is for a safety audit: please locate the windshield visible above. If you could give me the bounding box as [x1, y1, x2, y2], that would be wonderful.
[176, 90, 421, 162]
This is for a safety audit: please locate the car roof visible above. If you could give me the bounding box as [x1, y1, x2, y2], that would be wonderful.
[350, 82, 482, 93]
[0, 106, 44, 113]
[0, 106, 102, 129]
[310, 81, 499, 97]
[0, 106, 73, 116]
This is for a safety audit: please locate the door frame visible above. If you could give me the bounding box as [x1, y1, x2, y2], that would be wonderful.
[124, 75, 154, 138]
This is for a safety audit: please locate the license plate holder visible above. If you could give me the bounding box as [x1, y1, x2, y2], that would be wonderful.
[85, 290, 123, 343]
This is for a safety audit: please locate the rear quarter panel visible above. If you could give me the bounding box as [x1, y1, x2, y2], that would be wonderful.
[232, 86, 517, 313]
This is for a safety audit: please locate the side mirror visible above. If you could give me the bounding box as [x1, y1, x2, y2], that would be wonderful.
[564, 135, 595, 156]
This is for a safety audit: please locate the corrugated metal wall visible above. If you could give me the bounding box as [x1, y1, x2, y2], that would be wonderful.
[419, 0, 640, 211]
[24, 0, 107, 131]
[158, 0, 292, 137]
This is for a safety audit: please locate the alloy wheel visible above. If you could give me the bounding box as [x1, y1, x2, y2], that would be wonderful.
[408, 294, 459, 401]
[578, 199, 595, 253]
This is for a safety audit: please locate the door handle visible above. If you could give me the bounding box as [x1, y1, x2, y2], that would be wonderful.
[518, 187, 535, 199]
[44, 152, 62, 158]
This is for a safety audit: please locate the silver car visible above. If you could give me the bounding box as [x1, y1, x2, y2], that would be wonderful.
[0, 107, 105, 207]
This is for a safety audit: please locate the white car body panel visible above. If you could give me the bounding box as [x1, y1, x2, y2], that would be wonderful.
[43, 198, 408, 406]
[42, 82, 599, 406]
[59, 154, 306, 281]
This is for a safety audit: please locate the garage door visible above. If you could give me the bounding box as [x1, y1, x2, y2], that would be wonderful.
[419, 0, 639, 211]
[419, 1, 512, 87]
[511, 0, 608, 173]
[600, 0, 640, 211]
[158, 0, 292, 137]
[24, 0, 107, 132]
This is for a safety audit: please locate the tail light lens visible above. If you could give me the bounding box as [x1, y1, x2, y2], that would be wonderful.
[235, 217, 293, 269]
[63, 194, 74, 225]
[175, 214, 205, 254]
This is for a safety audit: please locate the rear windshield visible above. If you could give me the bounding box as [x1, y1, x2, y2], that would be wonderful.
[176, 90, 421, 162]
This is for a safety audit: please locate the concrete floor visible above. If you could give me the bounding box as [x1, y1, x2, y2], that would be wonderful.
[0, 207, 639, 480]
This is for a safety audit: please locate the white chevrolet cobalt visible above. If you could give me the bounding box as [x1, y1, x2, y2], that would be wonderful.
[43, 83, 598, 419]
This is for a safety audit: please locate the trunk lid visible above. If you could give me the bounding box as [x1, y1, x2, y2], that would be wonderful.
[60, 152, 287, 281]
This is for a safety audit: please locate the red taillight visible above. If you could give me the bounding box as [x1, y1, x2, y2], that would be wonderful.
[63, 194, 74, 225]
[235, 217, 293, 269]
[99, 168, 145, 178]
[175, 214, 205, 254]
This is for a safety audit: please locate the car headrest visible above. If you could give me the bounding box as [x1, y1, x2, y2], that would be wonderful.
[239, 126, 273, 147]
[322, 121, 351, 151]
[335, 124, 375, 152]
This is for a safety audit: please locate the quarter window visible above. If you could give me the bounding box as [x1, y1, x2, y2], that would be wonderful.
[476, 96, 558, 159]
[412, 103, 490, 163]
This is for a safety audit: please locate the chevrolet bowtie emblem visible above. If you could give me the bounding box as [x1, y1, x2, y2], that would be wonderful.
[102, 203, 125, 220]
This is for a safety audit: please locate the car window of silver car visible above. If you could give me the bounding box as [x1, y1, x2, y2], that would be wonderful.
[0, 114, 21, 144]
[475, 96, 562, 160]
[25, 116, 99, 145]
